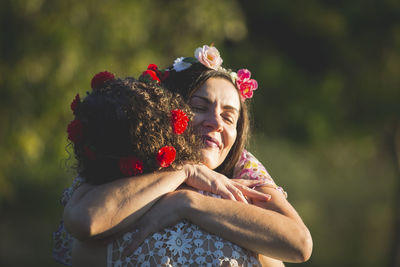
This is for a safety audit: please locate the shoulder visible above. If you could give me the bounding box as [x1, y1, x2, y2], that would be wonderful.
[233, 149, 272, 181]
[60, 176, 86, 206]
[234, 149, 288, 198]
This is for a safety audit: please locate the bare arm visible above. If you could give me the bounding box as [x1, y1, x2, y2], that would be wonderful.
[187, 187, 312, 262]
[258, 255, 286, 267]
[63, 164, 270, 241]
[63, 169, 188, 241]
[126, 186, 312, 263]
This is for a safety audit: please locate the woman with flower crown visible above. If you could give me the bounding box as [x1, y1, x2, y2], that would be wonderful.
[55, 45, 312, 266]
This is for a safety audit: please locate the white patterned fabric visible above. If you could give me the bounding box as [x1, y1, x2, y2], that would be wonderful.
[108, 219, 261, 267]
[52, 177, 84, 265]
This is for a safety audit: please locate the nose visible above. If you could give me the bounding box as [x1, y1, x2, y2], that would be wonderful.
[202, 109, 223, 132]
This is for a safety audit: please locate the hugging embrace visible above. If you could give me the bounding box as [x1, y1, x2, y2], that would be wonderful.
[53, 45, 312, 267]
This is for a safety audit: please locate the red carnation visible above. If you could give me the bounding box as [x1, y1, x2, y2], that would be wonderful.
[156, 146, 176, 168]
[70, 94, 80, 113]
[119, 156, 143, 176]
[91, 71, 115, 90]
[159, 70, 170, 82]
[83, 145, 96, 160]
[171, 109, 189, 134]
[67, 119, 83, 144]
[147, 64, 159, 73]
[141, 70, 161, 83]
[145, 64, 169, 82]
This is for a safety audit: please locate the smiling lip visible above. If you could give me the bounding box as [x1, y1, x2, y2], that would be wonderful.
[202, 135, 220, 149]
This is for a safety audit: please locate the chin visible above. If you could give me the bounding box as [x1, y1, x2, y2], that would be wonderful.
[201, 150, 220, 170]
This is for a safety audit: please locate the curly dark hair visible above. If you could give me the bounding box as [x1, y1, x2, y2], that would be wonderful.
[70, 77, 202, 185]
[163, 63, 250, 178]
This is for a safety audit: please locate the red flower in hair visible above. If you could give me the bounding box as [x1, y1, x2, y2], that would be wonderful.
[91, 71, 115, 90]
[70, 94, 80, 114]
[156, 146, 176, 168]
[147, 64, 159, 72]
[142, 64, 169, 82]
[67, 119, 83, 144]
[171, 109, 189, 134]
[119, 156, 143, 176]
[141, 70, 161, 83]
[83, 145, 96, 160]
[159, 70, 169, 82]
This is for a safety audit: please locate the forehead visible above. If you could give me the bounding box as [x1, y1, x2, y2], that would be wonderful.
[192, 78, 241, 110]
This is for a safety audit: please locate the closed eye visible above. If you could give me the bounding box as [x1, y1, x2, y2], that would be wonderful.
[222, 112, 237, 125]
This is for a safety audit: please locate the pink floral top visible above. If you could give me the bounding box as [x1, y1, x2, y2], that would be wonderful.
[53, 149, 286, 266]
[233, 149, 287, 198]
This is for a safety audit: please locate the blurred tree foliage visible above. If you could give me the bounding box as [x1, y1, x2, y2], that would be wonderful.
[0, 0, 399, 266]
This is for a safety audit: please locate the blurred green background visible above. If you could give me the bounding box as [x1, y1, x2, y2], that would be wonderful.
[1, 0, 399, 266]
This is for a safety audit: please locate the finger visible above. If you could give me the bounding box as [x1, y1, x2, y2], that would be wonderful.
[227, 185, 248, 203]
[211, 180, 237, 201]
[236, 184, 272, 201]
[233, 189, 248, 203]
[215, 186, 237, 201]
[220, 189, 237, 201]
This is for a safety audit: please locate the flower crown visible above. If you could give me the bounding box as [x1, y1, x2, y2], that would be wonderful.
[67, 70, 189, 177]
[172, 45, 258, 100]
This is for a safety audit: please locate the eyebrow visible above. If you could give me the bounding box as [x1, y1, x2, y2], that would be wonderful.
[191, 95, 240, 113]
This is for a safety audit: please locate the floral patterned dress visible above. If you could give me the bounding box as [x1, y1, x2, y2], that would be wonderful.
[53, 150, 287, 266]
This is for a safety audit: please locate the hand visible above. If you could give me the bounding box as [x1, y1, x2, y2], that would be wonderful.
[122, 190, 191, 256]
[184, 164, 271, 203]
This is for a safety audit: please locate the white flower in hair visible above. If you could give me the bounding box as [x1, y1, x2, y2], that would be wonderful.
[230, 71, 238, 84]
[173, 57, 192, 72]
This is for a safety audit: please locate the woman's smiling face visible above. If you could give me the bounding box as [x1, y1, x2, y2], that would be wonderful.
[189, 77, 241, 170]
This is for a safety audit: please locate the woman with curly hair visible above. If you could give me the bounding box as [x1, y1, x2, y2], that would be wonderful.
[56, 45, 312, 266]
[67, 75, 202, 185]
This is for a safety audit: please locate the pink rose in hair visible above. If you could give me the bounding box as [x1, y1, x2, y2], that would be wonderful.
[194, 45, 223, 70]
[237, 69, 251, 81]
[236, 69, 258, 100]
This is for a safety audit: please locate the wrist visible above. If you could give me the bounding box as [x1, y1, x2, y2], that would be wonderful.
[175, 189, 197, 218]
[182, 164, 195, 182]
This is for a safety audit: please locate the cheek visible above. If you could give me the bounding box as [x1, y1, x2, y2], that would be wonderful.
[192, 114, 201, 132]
[224, 126, 237, 150]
